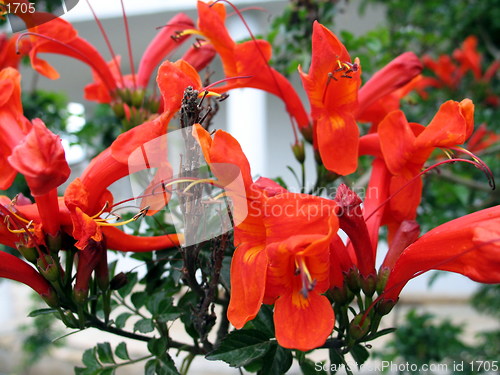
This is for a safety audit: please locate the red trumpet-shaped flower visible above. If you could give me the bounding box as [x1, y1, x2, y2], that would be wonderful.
[381, 205, 500, 302]
[0, 68, 32, 190]
[0, 33, 29, 69]
[357, 52, 423, 129]
[378, 99, 474, 231]
[184, 1, 309, 129]
[8, 118, 70, 236]
[0, 251, 57, 306]
[21, 9, 209, 109]
[299, 21, 361, 175]
[263, 194, 338, 350]
[193, 123, 269, 328]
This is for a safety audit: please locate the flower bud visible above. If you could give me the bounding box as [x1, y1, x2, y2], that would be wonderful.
[37, 255, 60, 282]
[376, 267, 391, 295]
[360, 273, 377, 297]
[291, 141, 306, 164]
[300, 123, 314, 143]
[375, 298, 398, 316]
[110, 272, 128, 290]
[17, 245, 38, 263]
[74, 287, 88, 305]
[41, 288, 59, 308]
[131, 89, 146, 108]
[349, 313, 371, 340]
[345, 267, 360, 294]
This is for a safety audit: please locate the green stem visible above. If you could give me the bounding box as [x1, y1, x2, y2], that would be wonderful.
[301, 161, 306, 193]
[180, 353, 195, 375]
[103, 290, 111, 324]
[63, 249, 75, 290]
[102, 355, 153, 370]
[114, 292, 149, 319]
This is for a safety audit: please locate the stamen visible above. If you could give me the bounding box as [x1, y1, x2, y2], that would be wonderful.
[90, 201, 110, 220]
[211, 0, 301, 144]
[95, 206, 148, 227]
[120, 0, 137, 89]
[172, 29, 203, 41]
[365, 157, 496, 222]
[296, 258, 316, 299]
[17, 32, 119, 92]
[84, 0, 126, 88]
[182, 178, 220, 193]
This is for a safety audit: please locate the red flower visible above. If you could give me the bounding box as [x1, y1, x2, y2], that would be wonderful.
[453, 36, 483, 80]
[263, 194, 338, 350]
[378, 99, 474, 231]
[0, 251, 57, 305]
[194, 124, 341, 349]
[190, 1, 309, 129]
[299, 21, 361, 175]
[23, 11, 202, 105]
[0, 68, 32, 190]
[193, 124, 268, 328]
[382, 205, 500, 301]
[0, 33, 29, 69]
[357, 52, 423, 129]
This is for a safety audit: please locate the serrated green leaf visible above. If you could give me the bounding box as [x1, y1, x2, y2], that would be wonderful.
[28, 308, 58, 317]
[156, 354, 180, 375]
[147, 337, 167, 357]
[134, 318, 155, 334]
[114, 312, 132, 330]
[115, 342, 130, 361]
[96, 342, 115, 364]
[131, 291, 148, 310]
[82, 347, 101, 370]
[259, 344, 292, 375]
[146, 292, 173, 316]
[157, 306, 182, 323]
[118, 272, 138, 298]
[206, 330, 272, 367]
[350, 344, 369, 367]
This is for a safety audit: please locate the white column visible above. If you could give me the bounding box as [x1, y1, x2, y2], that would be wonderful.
[226, 13, 267, 177]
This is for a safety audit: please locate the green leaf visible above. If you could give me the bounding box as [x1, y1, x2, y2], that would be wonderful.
[147, 337, 167, 357]
[96, 342, 115, 364]
[206, 330, 272, 367]
[145, 359, 157, 375]
[259, 344, 293, 375]
[329, 348, 344, 372]
[244, 305, 275, 339]
[146, 292, 173, 316]
[156, 354, 180, 375]
[28, 308, 58, 317]
[114, 312, 132, 330]
[300, 359, 326, 375]
[115, 342, 130, 361]
[82, 347, 101, 370]
[134, 318, 155, 334]
[131, 291, 148, 310]
[350, 344, 369, 368]
[98, 368, 115, 375]
[157, 306, 182, 323]
[219, 256, 231, 290]
[117, 272, 138, 298]
[362, 327, 396, 341]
